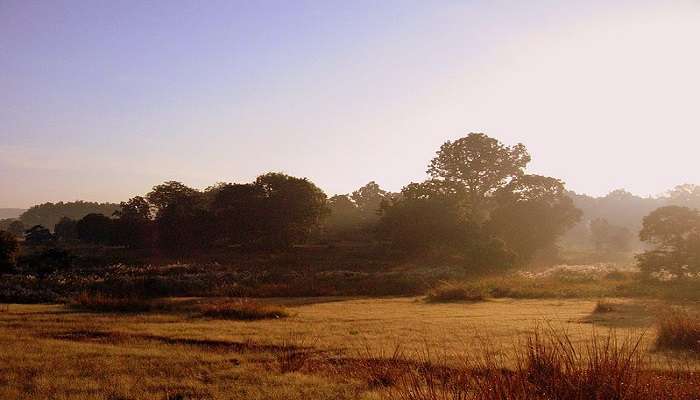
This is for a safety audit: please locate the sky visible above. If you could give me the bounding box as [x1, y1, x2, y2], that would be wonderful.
[2, 0, 700, 208]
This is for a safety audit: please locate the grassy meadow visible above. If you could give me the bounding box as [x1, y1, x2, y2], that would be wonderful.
[2, 284, 700, 399]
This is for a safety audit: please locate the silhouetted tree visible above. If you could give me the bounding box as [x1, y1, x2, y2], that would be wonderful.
[113, 196, 154, 248]
[147, 182, 210, 252]
[208, 183, 265, 246]
[489, 175, 581, 262]
[0, 231, 19, 272]
[76, 214, 114, 245]
[351, 181, 388, 224]
[54, 217, 78, 242]
[24, 225, 53, 245]
[254, 173, 328, 248]
[428, 133, 530, 222]
[637, 206, 700, 277]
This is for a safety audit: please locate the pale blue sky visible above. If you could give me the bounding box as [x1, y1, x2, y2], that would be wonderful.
[2, 0, 699, 207]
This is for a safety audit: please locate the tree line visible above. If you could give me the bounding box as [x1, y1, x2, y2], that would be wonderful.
[0, 133, 588, 274]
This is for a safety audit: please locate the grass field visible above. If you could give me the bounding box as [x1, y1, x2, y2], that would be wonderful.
[1, 296, 697, 399]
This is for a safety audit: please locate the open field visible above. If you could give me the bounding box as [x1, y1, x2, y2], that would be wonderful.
[2, 296, 698, 399]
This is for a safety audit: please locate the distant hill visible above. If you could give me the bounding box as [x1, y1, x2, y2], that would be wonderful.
[20, 201, 121, 229]
[0, 208, 25, 219]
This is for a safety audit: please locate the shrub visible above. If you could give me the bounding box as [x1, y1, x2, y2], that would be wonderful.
[656, 311, 700, 352]
[593, 299, 615, 313]
[70, 292, 164, 313]
[426, 282, 484, 303]
[199, 298, 288, 320]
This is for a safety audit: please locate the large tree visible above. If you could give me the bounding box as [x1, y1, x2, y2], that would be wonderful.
[637, 206, 700, 277]
[427, 133, 530, 222]
[488, 174, 581, 262]
[254, 172, 328, 248]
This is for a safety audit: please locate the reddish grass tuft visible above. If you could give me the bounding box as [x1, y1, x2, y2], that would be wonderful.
[656, 311, 700, 353]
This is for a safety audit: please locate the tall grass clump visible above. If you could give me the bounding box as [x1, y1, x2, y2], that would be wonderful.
[386, 327, 699, 400]
[199, 298, 288, 320]
[656, 311, 700, 353]
[426, 282, 484, 303]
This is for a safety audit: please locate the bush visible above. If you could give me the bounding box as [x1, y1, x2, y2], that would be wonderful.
[199, 298, 288, 320]
[426, 282, 484, 302]
[656, 311, 700, 352]
[593, 299, 615, 313]
[70, 292, 165, 313]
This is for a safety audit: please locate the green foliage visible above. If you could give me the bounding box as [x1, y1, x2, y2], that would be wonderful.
[0, 231, 20, 272]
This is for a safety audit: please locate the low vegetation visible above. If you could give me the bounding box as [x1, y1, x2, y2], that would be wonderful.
[426, 282, 484, 302]
[656, 311, 700, 353]
[200, 298, 288, 320]
[69, 292, 168, 313]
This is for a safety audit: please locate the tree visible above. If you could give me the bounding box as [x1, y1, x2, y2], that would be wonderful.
[76, 214, 114, 245]
[488, 175, 582, 262]
[113, 196, 154, 248]
[324, 195, 363, 240]
[8, 220, 25, 238]
[427, 133, 530, 222]
[254, 173, 328, 248]
[0, 231, 19, 272]
[146, 182, 209, 252]
[54, 217, 78, 242]
[637, 206, 700, 277]
[208, 183, 265, 246]
[351, 181, 388, 224]
[24, 225, 53, 245]
[590, 218, 633, 253]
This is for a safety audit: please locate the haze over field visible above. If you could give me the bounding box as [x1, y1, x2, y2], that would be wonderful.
[2, 0, 700, 208]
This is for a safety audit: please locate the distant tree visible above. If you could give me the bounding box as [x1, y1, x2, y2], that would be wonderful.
[427, 133, 530, 222]
[324, 195, 363, 240]
[208, 183, 265, 246]
[8, 220, 25, 238]
[351, 181, 388, 223]
[637, 206, 700, 276]
[254, 173, 328, 248]
[590, 218, 633, 253]
[488, 175, 582, 262]
[76, 214, 114, 245]
[24, 225, 53, 246]
[113, 196, 154, 248]
[147, 182, 211, 252]
[0, 231, 20, 272]
[54, 217, 78, 242]
[667, 184, 700, 209]
[20, 201, 120, 231]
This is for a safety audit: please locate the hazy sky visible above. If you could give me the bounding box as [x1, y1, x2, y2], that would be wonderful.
[2, 0, 700, 208]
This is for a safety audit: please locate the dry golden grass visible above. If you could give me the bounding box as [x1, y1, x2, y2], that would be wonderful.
[0, 297, 698, 399]
[200, 298, 288, 320]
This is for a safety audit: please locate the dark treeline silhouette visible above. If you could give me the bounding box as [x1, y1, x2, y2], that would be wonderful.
[1, 134, 582, 273]
[4, 133, 700, 278]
